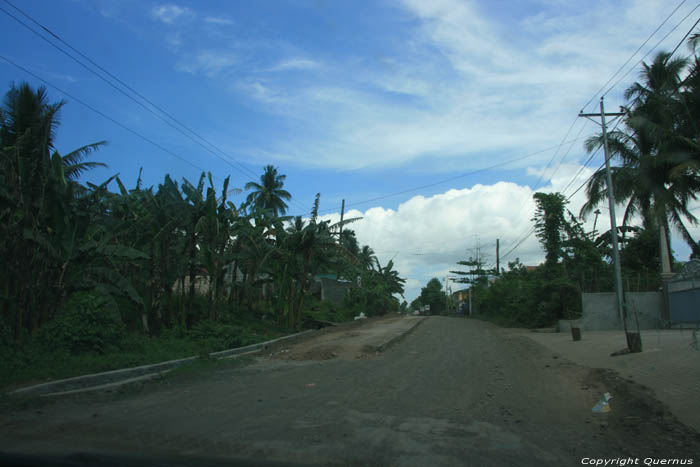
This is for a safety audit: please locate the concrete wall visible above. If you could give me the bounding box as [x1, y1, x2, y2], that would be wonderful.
[572, 292, 664, 331]
[320, 278, 353, 305]
[668, 277, 700, 293]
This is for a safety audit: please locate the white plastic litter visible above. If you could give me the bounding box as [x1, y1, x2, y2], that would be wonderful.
[354, 312, 366, 320]
[591, 392, 612, 413]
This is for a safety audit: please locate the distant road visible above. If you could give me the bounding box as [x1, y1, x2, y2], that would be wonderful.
[1, 317, 698, 466]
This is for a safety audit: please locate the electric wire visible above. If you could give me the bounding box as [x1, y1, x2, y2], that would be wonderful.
[0, 4, 252, 180]
[497, 117, 584, 263]
[317, 135, 589, 215]
[481, 2, 700, 263]
[0, 54, 224, 181]
[670, 16, 700, 56]
[0, 0, 312, 214]
[580, 0, 689, 112]
[601, 1, 700, 98]
[500, 117, 624, 263]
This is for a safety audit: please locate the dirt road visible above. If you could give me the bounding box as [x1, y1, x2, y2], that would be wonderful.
[1, 317, 698, 466]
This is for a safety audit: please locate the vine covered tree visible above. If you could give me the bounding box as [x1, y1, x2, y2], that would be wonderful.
[532, 192, 568, 270]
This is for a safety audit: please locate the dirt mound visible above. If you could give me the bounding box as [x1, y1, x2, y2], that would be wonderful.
[265, 315, 415, 361]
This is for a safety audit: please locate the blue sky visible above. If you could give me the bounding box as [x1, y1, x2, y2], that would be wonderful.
[2, 0, 699, 301]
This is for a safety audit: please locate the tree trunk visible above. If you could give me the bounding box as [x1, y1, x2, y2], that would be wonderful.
[180, 276, 186, 327]
[228, 259, 238, 307]
[141, 311, 151, 334]
[659, 219, 673, 277]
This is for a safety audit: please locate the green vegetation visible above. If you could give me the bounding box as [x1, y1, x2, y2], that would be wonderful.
[0, 82, 404, 389]
[410, 278, 446, 315]
[445, 45, 700, 328]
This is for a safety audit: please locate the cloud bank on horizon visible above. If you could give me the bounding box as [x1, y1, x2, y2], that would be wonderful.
[319, 164, 700, 302]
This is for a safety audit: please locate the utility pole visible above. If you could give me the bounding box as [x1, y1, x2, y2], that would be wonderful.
[496, 238, 500, 276]
[468, 287, 472, 316]
[579, 97, 638, 351]
[339, 199, 345, 237]
[592, 209, 601, 235]
[444, 276, 448, 314]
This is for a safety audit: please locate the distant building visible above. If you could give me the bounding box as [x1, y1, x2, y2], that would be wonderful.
[309, 274, 355, 305]
[452, 288, 469, 303]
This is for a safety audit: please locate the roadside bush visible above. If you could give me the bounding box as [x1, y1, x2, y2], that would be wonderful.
[187, 320, 257, 351]
[305, 296, 355, 323]
[35, 291, 127, 354]
[476, 266, 581, 328]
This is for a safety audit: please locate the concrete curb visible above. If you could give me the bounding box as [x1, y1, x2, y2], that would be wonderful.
[12, 329, 315, 397]
[376, 317, 426, 353]
[42, 370, 175, 397]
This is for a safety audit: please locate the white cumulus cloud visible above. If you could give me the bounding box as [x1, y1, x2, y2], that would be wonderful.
[317, 163, 615, 302]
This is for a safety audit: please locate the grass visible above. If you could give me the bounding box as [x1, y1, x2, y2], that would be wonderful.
[0, 316, 289, 392]
[0, 297, 360, 392]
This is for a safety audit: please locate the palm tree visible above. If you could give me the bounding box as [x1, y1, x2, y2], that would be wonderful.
[581, 52, 700, 271]
[357, 245, 377, 271]
[245, 165, 292, 217]
[376, 259, 406, 297]
[0, 83, 108, 339]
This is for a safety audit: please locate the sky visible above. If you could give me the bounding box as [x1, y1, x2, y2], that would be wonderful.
[2, 0, 700, 302]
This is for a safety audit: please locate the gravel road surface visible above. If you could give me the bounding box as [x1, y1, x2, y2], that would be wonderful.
[1, 316, 698, 466]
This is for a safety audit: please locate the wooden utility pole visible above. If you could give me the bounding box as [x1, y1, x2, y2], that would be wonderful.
[579, 97, 641, 352]
[496, 238, 500, 276]
[444, 276, 449, 314]
[339, 199, 345, 237]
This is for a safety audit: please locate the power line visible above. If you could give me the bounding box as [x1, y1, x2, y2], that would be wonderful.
[0, 54, 224, 181]
[559, 145, 600, 195]
[500, 151, 604, 263]
[499, 113, 599, 260]
[1, 0, 311, 213]
[0, 1, 258, 180]
[671, 16, 700, 56]
[499, 2, 696, 264]
[0, 0, 311, 214]
[499, 226, 535, 263]
[580, 0, 689, 112]
[317, 135, 588, 215]
[500, 116, 625, 263]
[602, 2, 700, 98]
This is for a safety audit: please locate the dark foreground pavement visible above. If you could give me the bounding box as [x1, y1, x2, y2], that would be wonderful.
[1, 317, 698, 466]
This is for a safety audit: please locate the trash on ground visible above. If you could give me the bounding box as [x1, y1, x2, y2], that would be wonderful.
[306, 383, 316, 388]
[354, 312, 366, 320]
[592, 392, 612, 413]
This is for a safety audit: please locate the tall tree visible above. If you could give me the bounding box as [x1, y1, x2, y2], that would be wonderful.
[419, 278, 445, 315]
[532, 192, 568, 269]
[580, 52, 700, 268]
[357, 245, 377, 271]
[0, 83, 136, 340]
[245, 165, 292, 217]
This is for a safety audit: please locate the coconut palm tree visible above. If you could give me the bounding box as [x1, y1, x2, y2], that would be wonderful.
[244, 165, 292, 217]
[581, 52, 700, 270]
[0, 83, 109, 339]
[357, 245, 377, 271]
